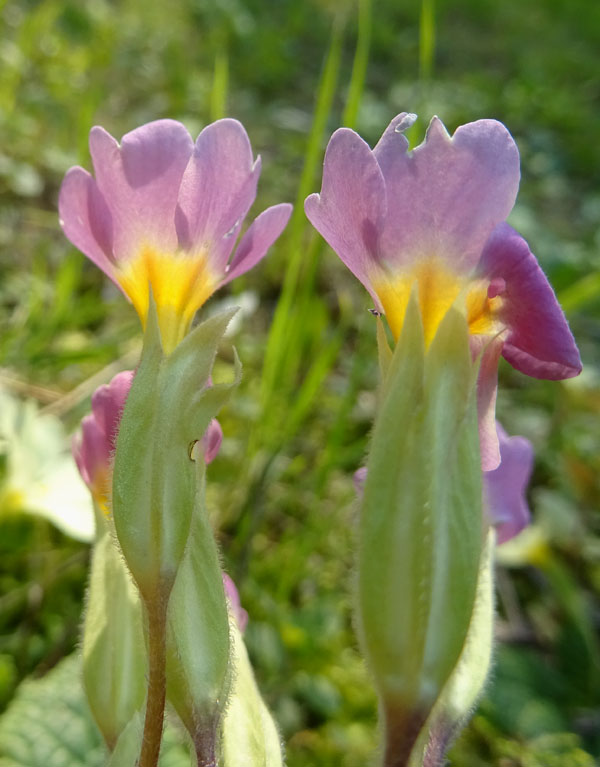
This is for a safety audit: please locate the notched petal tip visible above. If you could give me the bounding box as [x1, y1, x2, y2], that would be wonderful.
[394, 112, 418, 134]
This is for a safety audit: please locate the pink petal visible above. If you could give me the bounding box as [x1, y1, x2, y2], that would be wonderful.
[221, 203, 292, 285]
[478, 223, 582, 379]
[304, 128, 387, 306]
[73, 415, 111, 490]
[374, 116, 521, 274]
[484, 423, 533, 544]
[91, 370, 134, 449]
[176, 119, 260, 270]
[202, 418, 223, 464]
[474, 335, 504, 472]
[58, 167, 116, 281]
[353, 466, 367, 495]
[89, 120, 194, 260]
[222, 572, 249, 633]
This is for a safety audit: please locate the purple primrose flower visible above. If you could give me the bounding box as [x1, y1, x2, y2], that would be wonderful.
[305, 114, 581, 470]
[60, 119, 292, 353]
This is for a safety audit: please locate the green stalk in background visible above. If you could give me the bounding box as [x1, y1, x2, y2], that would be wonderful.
[343, 0, 372, 129]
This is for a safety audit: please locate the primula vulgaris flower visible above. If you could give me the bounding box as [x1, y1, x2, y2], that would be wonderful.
[305, 114, 581, 470]
[60, 119, 292, 353]
[73, 370, 222, 514]
[354, 421, 533, 544]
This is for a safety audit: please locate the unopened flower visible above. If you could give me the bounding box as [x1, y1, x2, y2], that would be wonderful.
[73, 369, 223, 514]
[354, 421, 534, 545]
[305, 114, 581, 469]
[60, 119, 292, 353]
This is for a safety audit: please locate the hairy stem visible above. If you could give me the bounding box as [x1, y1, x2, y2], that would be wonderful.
[138, 588, 169, 767]
[383, 703, 427, 767]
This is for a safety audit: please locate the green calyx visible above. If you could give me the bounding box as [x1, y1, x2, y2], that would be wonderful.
[112, 298, 240, 600]
[358, 292, 484, 760]
[82, 531, 147, 749]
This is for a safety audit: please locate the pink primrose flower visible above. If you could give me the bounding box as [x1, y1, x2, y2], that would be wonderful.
[60, 119, 292, 353]
[353, 422, 534, 544]
[305, 114, 581, 470]
[73, 370, 222, 512]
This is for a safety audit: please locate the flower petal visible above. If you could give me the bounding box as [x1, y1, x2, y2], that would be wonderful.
[484, 423, 533, 544]
[478, 223, 582, 379]
[202, 418, 223, 465]
[474, 335, 504, 472]
[304, 127, 387, 305]
[222, 572, 248, 633]
[58, 167, 116, 280]
[73, 415, 111, 490]
[374, 116, 520, 273]
[176, 119, 260, 269]
[90, 370, 134, 448]
[89, 120, 194, 260]
[221, 203, 292, 285]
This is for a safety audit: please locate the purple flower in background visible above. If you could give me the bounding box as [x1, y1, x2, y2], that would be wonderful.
[60, 119, 292, 353]
[354, 422, 534, 544]
[223, 572, 249, 633]
[305, 114, 581, 470]
[484, 423, 534, 544]
[73, 370, 223, 513]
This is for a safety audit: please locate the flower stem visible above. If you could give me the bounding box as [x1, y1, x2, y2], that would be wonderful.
[139, 588, 169, 767]
[383, 703, 426, 767]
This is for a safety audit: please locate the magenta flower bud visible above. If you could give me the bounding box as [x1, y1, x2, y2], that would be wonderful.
[72, 370, 134, 513]
[73, 370, 224, 518]
[305, 113, 581, 470]
[59, 119, 292, 353]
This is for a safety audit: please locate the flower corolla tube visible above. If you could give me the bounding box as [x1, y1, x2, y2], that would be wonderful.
[305, 114, 581, 469]
[60, 119, 292, 353]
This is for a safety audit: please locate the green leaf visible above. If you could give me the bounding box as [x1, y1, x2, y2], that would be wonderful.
[0, 655, 191, 767]
[0, 656, 105, 767]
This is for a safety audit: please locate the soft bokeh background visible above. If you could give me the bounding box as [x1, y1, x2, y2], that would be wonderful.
[0, 0, 599, 765]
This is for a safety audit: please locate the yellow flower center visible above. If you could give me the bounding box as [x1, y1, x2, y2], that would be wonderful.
[117, 246, 218, 354]
[374, 258, 503, 347]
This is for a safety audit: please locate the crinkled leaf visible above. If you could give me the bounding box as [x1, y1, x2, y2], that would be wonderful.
[0, 655, 190, 767]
